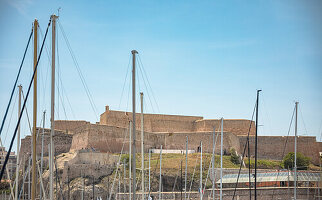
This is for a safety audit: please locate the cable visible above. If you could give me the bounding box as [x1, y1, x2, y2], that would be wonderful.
[0, 29, 33, 137]
[137, 55, 160, 112]
[299, 105, 308, 136]
[137, 60, 155, 113]
[0, 18, 51, 181]
[232, 102, 256, 200]
[270, 106, 296, 199]
[57, 20, 99, 121]
[2, 90, 18, 145]
[118, 56, 131, 110]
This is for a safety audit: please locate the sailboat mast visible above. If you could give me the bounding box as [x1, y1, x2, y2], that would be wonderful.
[294, 101, 298, 200]
[50, 14, 58, 200]
[148, 149, 151, 196]
[200, 141, 202, 200]
[212, 127, 215, 200]
[159, 145, 162, 200]
[185, 136, 188, 200]
[131, 49, 138, 200]
[129, 121, 132, 200]
[31, 19, 38, 200]
[40, 111, 45, 200]
[254, 89, 261, 200]
[140, 92, 144, 200]
[220, 118, 223, 200]
[15, 85, 22, 200]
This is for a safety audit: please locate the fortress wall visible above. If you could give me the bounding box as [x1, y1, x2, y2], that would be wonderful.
[70, 124, 165, 153]
[99, 106, 202, 132]
[194, 119, 255, 135]
[99, 106, 255, 135]
[20, 129, 72, 162]
[55, 120, 90, 134]
[239, 136, 321, 165]
[161, 132, 241, 154]
[70, 131, 89, 151]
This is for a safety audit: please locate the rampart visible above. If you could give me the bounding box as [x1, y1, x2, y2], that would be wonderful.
[99, 105, 255, 135]
[55, 120, 90, 134]
[20, 128, 73, 162]
[239, 136, 322, 165]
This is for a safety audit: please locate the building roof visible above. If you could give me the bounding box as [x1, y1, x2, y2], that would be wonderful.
[217, 172, 321, 184]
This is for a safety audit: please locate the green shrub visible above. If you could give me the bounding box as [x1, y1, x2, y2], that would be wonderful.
[282, 152, 310, 170]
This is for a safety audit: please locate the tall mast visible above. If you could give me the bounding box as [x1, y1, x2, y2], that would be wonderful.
[148, 149, 151, 197]
[212, 127, 215, 200]
[31, 19, 38, 200]
[129, 121, 132, 200]
[254, 90, 261, 200]
[220, 118, 223, 200]
[159, 145, 162, 200]
[200, 141, 202, 200]
[185, 136, 188, 200]
[131, 50, 138, 200]
[50, 14, 58, 200]
[140, 92, 144, 200]
[15, 85, 22, 200]
[40, 111, 45, 200]
[294, 102, 298, 200]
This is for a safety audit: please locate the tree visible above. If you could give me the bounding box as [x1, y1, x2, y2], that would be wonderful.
[230, 148, 240, 165]
[282, 152, 310, 170]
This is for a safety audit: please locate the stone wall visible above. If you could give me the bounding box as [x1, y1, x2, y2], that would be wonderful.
[99, 106, 202, 133]
[69, 122, 321, 166]
[159, 131, 241, 154]
[99, 105, 254, 135]
[55, 120, 90, 134]
[194, 119, 255, 135]
[19, 128, 73, 162]
[239, 136, 322, 165]
[70, 123, 241, 155]
[70, 124, 164, 153]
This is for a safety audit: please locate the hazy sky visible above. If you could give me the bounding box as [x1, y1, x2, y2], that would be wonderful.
[0, 0, 321, 151]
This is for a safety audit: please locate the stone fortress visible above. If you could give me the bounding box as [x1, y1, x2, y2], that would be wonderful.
[21, 105, 322, 166]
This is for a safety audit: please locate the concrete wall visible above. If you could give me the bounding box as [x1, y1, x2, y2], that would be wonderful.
[239, 136, 322, 165]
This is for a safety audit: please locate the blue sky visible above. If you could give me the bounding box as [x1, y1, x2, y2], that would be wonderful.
[0, 0, 321, 151]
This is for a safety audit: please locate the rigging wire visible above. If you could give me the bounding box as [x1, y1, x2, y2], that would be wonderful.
[57, 19, 99, 121]
[232, 101, 256, 200]
[0, 18, 51, 181]
[270, 106, 296, 199]
[137, 59, 155, 113]
[108, 127, 128, 200]
[147, 149, 162, 198]
[137, 55, 160, 112]
[41, 24, 76, 119]
[187, 154, 199, 200]
[0, 29, 33, 137]
[2, 90, 18, 145]
[118, 56, 131, 110]
[299, 105, 308, 136]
